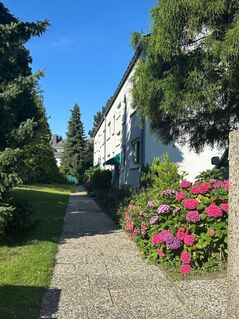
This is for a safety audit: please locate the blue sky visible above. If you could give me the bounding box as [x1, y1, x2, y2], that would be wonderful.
[3, 0, 156, 137]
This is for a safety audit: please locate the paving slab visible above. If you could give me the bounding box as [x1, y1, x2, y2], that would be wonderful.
[40, 187, 226, 319]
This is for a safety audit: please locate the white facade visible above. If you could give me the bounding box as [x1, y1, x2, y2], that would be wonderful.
[93, 53, 222, 187]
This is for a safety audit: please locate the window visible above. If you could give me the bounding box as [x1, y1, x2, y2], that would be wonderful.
[132, 140, 140, 165]
[113, 116, 115, 135]
[107, 121, 111, 139]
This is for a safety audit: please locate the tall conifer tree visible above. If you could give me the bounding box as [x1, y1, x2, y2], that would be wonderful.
[61, 104, 86, 180]
[0, 2, 49, 223]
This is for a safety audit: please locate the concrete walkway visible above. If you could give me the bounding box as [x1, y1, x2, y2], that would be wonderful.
[40, 188, 227, 319]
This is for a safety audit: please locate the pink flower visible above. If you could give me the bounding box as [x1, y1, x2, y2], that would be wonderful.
[205, 204, 223, 218]
[190, 186, 200, 194]
[208, 228, 215, 237]
[224, 180, 229, 192]
[176, 192, 186, 201]
[141, 221, 147, 235]
[147, 200, 155, 207]
[198, 182, 211, 194]
[157, 248, 165, 258]
[157, 204, 170, 214]
[184, 234, 196, 246]
[180, 252, 191, 264]
[173, 207, 180, 214]
[180, 264, 192, 275]
[176, 228, 186, 241]
[221, 202, 228, 212]
[152, 230, 171, 245]
[183, 199, 199, 210]
[180, 180, 192, 189]
[132, 228, 140, 236]
[186, 211, 200, 223]
[213, 180, 229, 192]
[150, 215, 158, 224]
[152, 233, 164, 245]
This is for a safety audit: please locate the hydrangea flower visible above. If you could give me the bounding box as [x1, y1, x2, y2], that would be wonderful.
[180, 180, 192, 189]
[184, 234, 196, 246]
[166, 237, 182, 250]
[157, 204, 170, 214]
[186, 211, 200, 223]
[161, 189, 176, 196]
[190, 186, 201, 194]
[180, 251, 191, 264]
[141, 221, 147, 235]
[180, 264, 192, 275]
[157, 248, 165, 257]
[205, 204, 223, 218]
[150, 215, 158, 224]
[173, 207, 180, 214]
[147, 200, 155, 207]
[132, 228, 140, 236]
[176, 192, 186, 201]
[152, 230, 171, 245]
[176, 228, 186, 241]
[208, 228, 215, 237]
[183, 199, 199, 210]
[221, 202, 228, 212]
[198, 182, 211, 194]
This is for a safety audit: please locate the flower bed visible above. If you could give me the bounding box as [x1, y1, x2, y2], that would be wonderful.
[120, 179, 228, 276]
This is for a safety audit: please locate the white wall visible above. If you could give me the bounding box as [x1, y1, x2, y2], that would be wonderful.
[144, 121, 222, 181]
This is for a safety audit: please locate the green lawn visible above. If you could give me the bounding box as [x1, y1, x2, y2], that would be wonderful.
[0, 184, 75, 319]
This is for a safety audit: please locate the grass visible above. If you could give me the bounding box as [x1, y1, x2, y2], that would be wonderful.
[0, 183, 75, 319]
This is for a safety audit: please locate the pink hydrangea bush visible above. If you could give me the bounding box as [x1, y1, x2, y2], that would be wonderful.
[120, 177, 228, 276]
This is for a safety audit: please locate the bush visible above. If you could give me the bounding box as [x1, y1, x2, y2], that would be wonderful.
[6, 198, 34, 233]
[196, 167, 229, 181]
[120, 178, 228, 277]
[140, 155, 184, 191]
[91, 169, 112, 191]
[0, 198, 34, 238]
[0, 203, 15, 238]
[83, 167, 112, 192]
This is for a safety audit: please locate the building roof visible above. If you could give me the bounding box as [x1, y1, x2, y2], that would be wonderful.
[93, 46, 142, 137]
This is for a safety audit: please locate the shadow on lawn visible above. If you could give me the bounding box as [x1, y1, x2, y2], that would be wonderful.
[1, 187, 71, 248]
[0, 285, 61, 319]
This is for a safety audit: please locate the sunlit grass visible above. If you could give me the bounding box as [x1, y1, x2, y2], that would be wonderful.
[0, 184, 74, 319]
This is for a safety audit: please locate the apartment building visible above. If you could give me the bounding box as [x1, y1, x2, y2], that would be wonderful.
[93, 50, 221, 188]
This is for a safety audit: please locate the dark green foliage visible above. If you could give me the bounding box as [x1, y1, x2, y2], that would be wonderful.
[6, 198, 34, 233]
[196, 167, 229, 182]
[61, 104, 86, 181]
[0, 2, 57, 236]
[132, 0, 239, 152]
[140, 164, 153, 188]
[91, 169, 112, 191]
[20, 96, 62, 184]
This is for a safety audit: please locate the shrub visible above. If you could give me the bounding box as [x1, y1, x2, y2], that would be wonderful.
[83, 167, 112, 191]
[0, 198, 34, 238]
[91, 169, 112, 191]
[140, 155, 184, 191]
[0, 204, 14, 238]
[6, 198, 34, 233]
[120, 178, 228, 276]
[196, 167, 228, 182]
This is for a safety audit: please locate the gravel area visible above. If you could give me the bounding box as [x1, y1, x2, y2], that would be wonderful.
[39, 187, 227, 319]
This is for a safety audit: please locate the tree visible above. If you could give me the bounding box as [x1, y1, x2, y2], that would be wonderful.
[61, 104, 86, 180]
[20, 93, 61, 183]
[88, 97, 113, 137]
[132, 1, 239, 152]
[0, 2, 49, 232]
